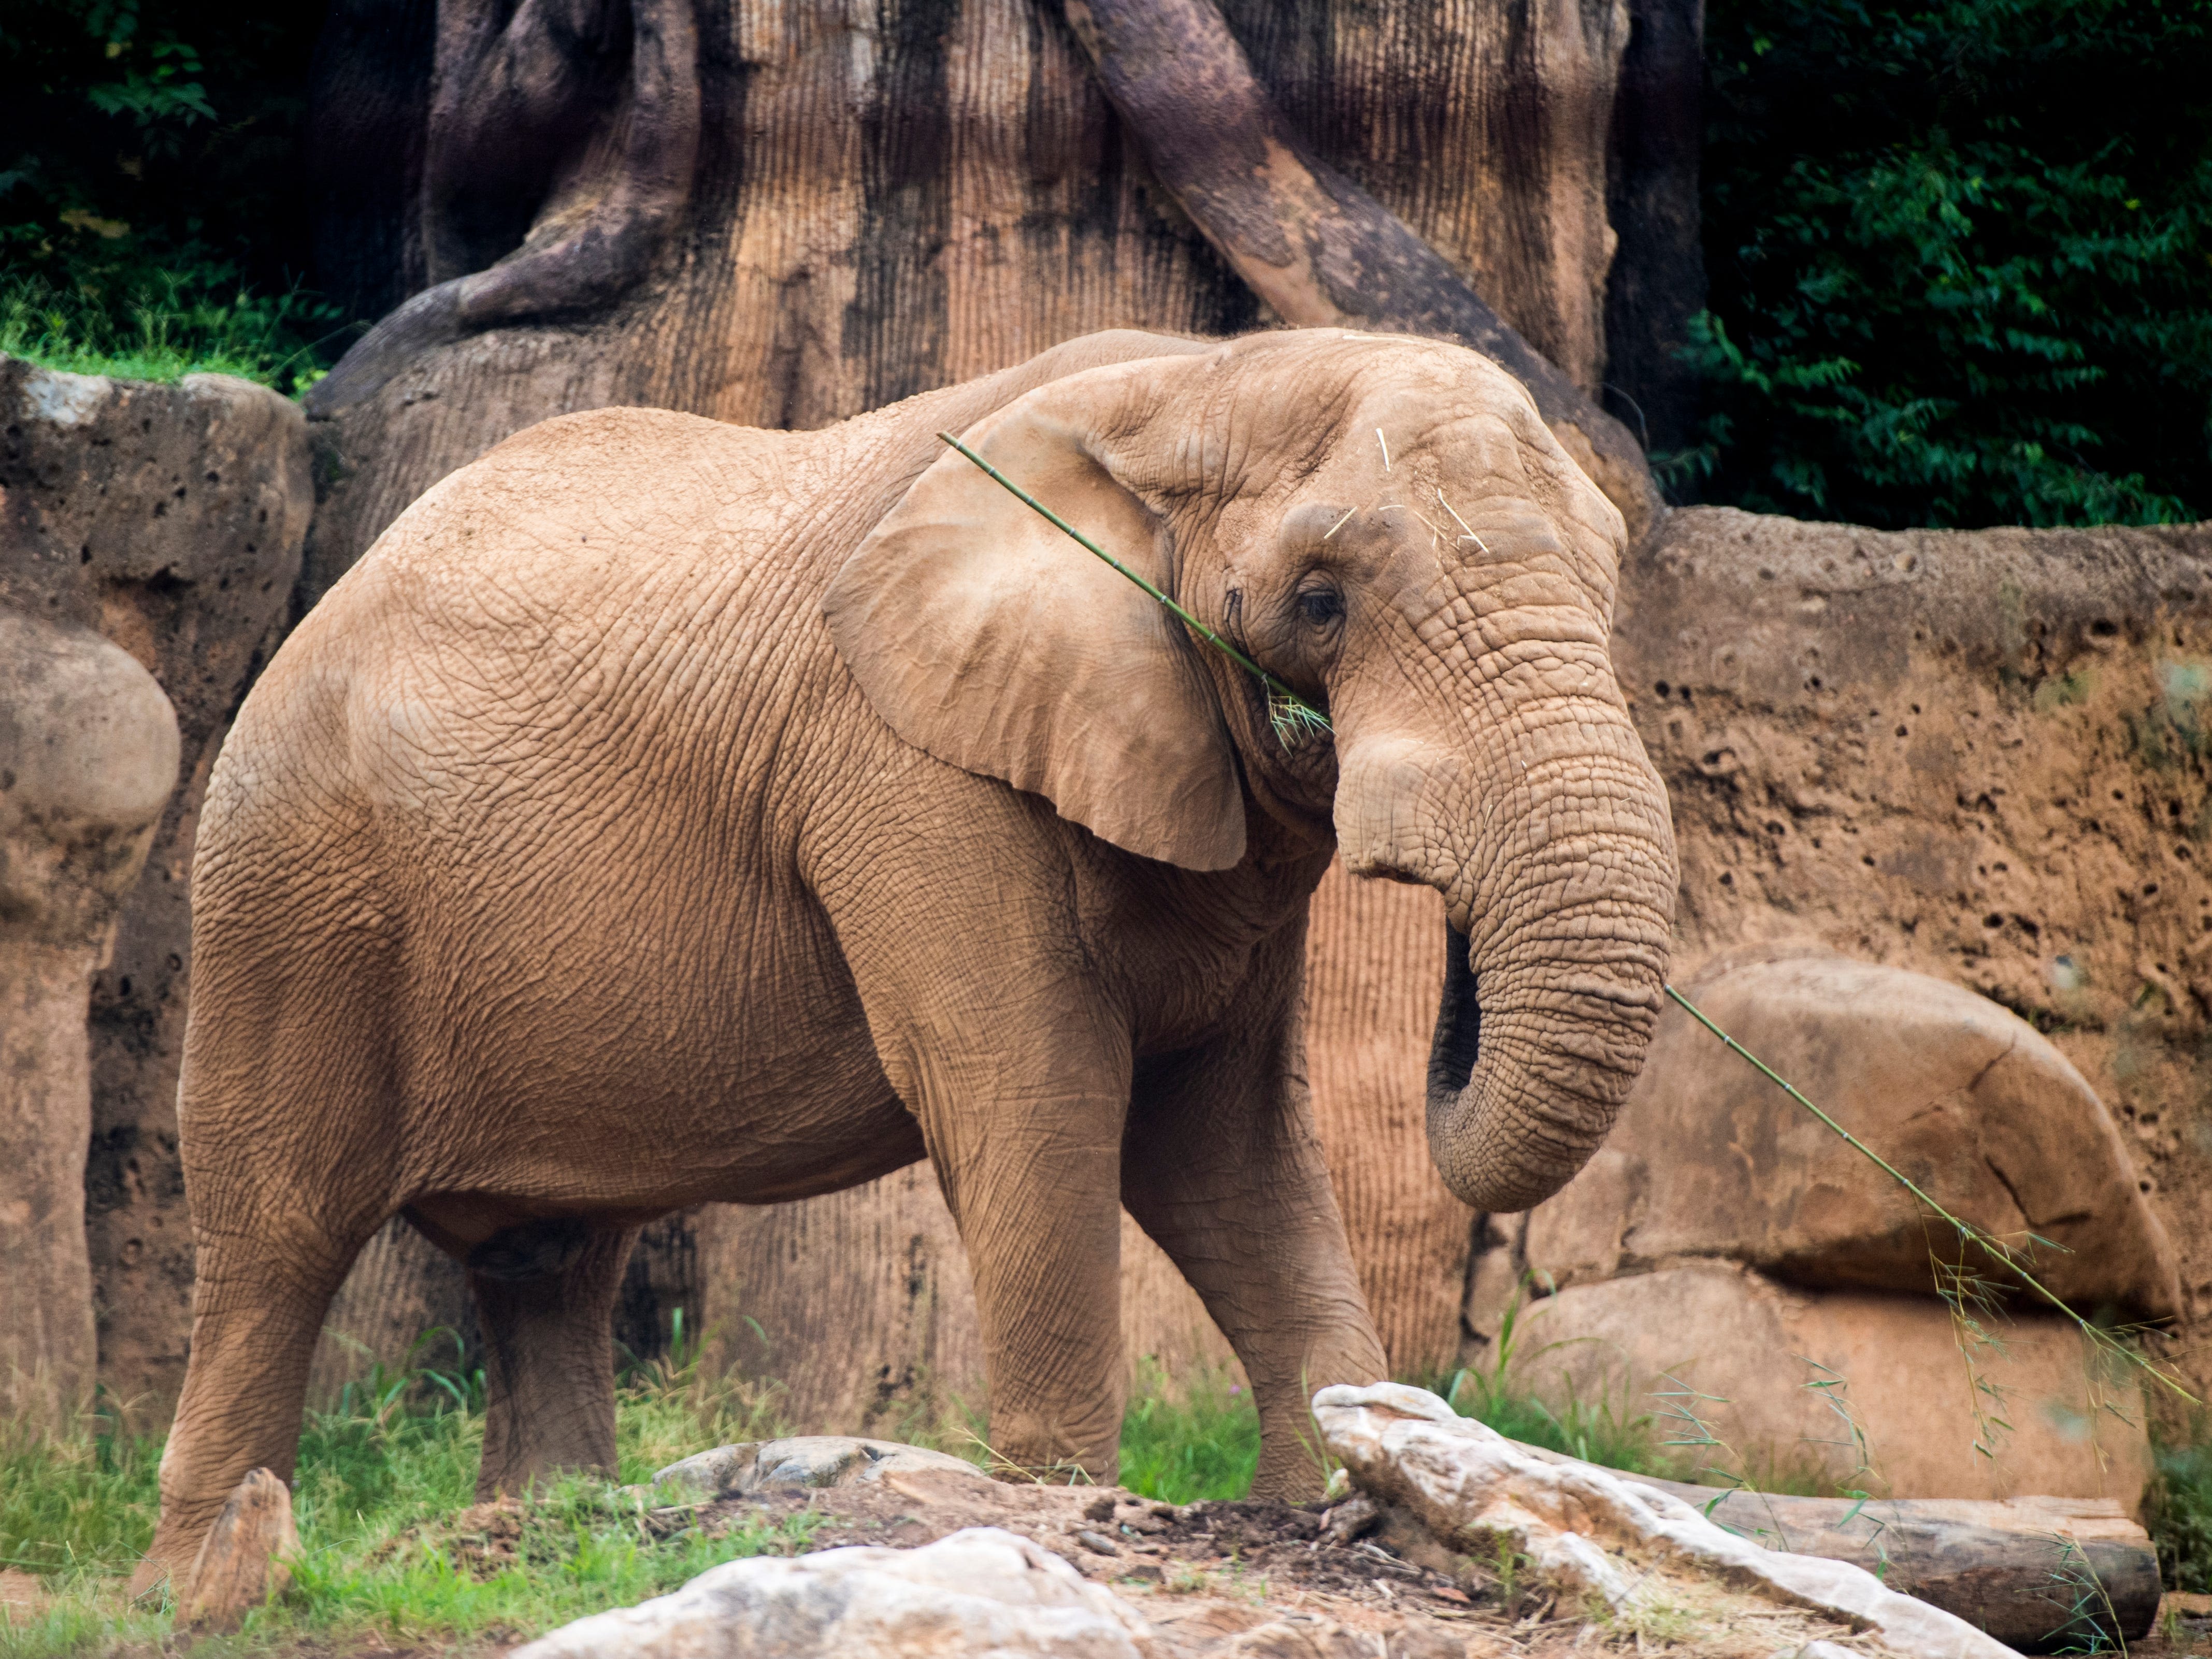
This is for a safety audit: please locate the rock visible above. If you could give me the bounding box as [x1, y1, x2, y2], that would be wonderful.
[512, 1525, 1158, 1658]
[1457, 949, 2172, 1502]
[0, 356, 312, 1410]
[1315, 1382, 2020, 1659]
[0, 612, 178, 1426]
[1319, 1495, 1380, 1544]
[1612, 508, 2212, 1388]
[651, 1436, 990, 1499]
[0, 1568, 50, 1624]
[179, 1466, 298, 1629]
[1521, 950, 2177, 1320]
[1492, 1262, 2156, 1508]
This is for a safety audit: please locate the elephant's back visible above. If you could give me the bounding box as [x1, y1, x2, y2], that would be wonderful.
[207, 406, 866, 912]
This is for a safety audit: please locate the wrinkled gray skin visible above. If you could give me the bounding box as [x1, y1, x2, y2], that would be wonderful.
[141, 328, 1676, 1587]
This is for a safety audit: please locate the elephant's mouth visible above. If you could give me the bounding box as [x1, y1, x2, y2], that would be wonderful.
[1427, 924, 1481, 1098]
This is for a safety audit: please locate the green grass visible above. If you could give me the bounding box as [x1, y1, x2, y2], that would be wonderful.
[13, 1332, 2199, 1656]
[2151, 1415, 2212, 1595]
[1116, 1360, 1261, 1505]
[0, 266, 339, 396]
[0, 1330, 806, 1657]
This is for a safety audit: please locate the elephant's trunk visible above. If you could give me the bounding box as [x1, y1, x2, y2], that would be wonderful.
[1421, 762, 1676, 1215]
[1335, 673, 1677, 1214]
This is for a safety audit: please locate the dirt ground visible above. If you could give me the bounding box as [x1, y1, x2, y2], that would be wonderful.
[47, 1476, 2203, 1657]
[2143, 1594, 2212, 1659]
[401, 1469, 1873, 1658]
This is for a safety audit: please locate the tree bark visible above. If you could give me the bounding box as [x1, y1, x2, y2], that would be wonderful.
[1061, 0, 1658, 534]
[294, 0, 1679, 1425]
[1602, 0, 1704, 457]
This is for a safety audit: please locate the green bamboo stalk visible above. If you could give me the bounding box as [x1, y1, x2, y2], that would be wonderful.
[1664, 982, 2195, 1404]
[936, 432, 1332, 745]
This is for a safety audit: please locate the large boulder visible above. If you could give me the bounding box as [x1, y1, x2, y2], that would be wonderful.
[1497, 1265, 2155, 1505]
[1522, 949, 2176, 1316]
[1462, 950, 2174, 1505]
[512, 1527, 1156, 1659]
[0, 356, 312, 1409]
[1615, 509, 2212, 1349]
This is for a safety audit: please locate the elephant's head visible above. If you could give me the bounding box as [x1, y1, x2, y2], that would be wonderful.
[824, 329, 1677, 1211]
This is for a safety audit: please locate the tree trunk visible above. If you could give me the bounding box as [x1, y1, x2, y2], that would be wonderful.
[1602, 0, 1704, 457]
[295, 0, 1680, 1424]
[1303, 865, 1468, 1381]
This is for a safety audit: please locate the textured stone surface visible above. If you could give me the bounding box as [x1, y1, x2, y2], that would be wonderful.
[1615, 509, 2212, 1370]
[1483, 1264, 2154, 1507]
[1315, 1382, 2019, 1659]
[651, 1436, 989, 1499]
[0, 612, 177, 1425]
[513, 1526, 1156, 1659]
[0, 355, 312, 1412]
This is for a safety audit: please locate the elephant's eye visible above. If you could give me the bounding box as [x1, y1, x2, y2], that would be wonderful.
[1296, 587, 1344, 628]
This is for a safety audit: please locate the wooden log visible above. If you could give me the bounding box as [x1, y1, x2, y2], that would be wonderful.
[1511, 1441, 2159, 1652]
[180, 1467, 297, 1629]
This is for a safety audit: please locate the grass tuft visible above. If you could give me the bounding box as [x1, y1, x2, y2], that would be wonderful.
[1117, 1360, 1260, 1505]
[0, 268, 341, 396]
[2151, 1414, 2212, 1594]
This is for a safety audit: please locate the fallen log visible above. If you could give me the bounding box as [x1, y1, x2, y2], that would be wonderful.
[1513, 1442, 2159, 1652]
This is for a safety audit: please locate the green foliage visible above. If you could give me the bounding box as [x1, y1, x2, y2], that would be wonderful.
[1116, 1360, 1263, 1505]
[2151, 1415, 2212, 1594]
[0, 1410, 161, 1584]
[0, 1329, 805, 1657]
[1433, 1286, 1670, 1478]
[1, 267, 337, 391]
[0, 0, 346, 392]
[1686, 0, 2212, 527]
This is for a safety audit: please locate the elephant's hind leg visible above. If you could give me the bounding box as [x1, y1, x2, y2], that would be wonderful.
[139, 1198, 386, 1595]
[470, 1220, 639, 1499]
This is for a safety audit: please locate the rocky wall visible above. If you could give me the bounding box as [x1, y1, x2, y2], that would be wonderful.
[0, 357, 313, 1413]
[1612, 508, 2212, 1382]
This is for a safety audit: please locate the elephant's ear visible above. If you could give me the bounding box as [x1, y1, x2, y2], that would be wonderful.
[823, 388, 1245, 871]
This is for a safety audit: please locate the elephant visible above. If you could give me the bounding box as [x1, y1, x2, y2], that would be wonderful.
[141, 326, 1677, 1585]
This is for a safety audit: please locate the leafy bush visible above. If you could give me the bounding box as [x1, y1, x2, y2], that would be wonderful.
[2152, 1415, 2212, 1594]
[1685, 0, 2212, 527]
[0, 0, 346, 392]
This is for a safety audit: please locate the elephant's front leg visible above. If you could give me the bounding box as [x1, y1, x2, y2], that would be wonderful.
[846, 913, 1136, 1480]
[920, 1026, 1133, 1481]
[1123, 979, 1389, 1497]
